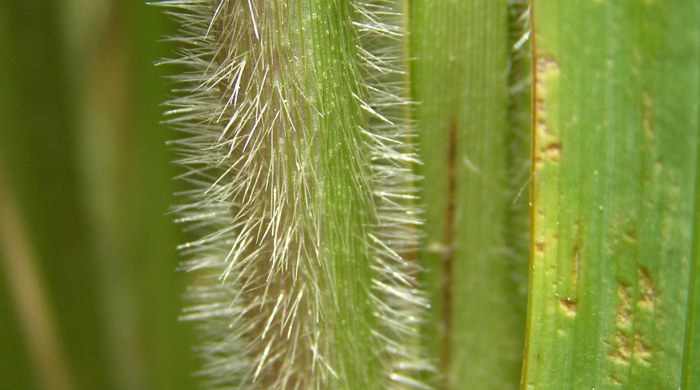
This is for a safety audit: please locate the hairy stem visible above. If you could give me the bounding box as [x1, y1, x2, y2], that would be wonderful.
[164, 0, 426, 387]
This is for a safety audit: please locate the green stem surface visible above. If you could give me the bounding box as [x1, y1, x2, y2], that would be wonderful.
[308, 1, 382, 387]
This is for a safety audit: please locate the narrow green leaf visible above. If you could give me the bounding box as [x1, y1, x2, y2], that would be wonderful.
[411, 1, 528, 387]
[685, 157, 700, 387]
[63, 1, 199, 388]
[0, 156, 73, 390]
[0, 1, 109, 388]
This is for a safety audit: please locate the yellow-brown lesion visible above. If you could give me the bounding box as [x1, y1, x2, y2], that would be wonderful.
[607, 268, 658, 373]
[558, 297, 577, 316]
[616, 283, 632, 330]
[533, 55, 561, 169]
[636, 267, 657, 311]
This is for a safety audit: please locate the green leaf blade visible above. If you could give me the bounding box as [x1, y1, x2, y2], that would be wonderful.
[411, 1, 528, 388]
[525, 1, 700, 388]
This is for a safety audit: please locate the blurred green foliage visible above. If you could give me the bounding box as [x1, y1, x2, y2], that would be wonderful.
[0, 1, 196, 388]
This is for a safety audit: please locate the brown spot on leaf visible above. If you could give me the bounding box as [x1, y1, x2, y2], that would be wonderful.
[558, 298, 577, 316]
[534, 240, 546, 253]
[616, 284, 632, 329]
[609, 331, 631, 365]
[570, 224, 582, 288]
[609, 374, 623, 385]
[637, 267, 657, 311]
[633, 332, 652, 366]
[541, 141, 561, 161]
